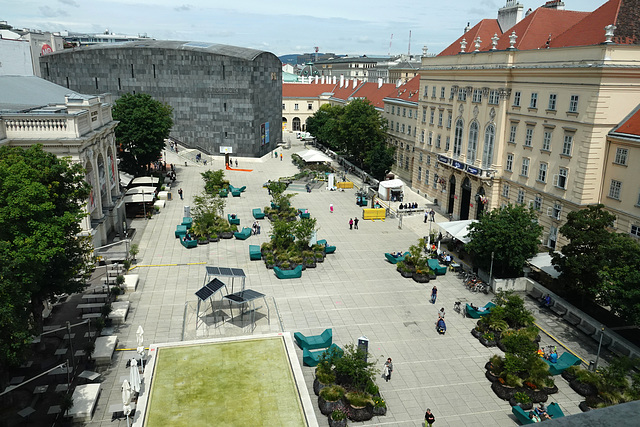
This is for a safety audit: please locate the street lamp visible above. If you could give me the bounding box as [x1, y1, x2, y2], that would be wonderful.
[489, 251, 495, 288]
[594, 325, 605, 371]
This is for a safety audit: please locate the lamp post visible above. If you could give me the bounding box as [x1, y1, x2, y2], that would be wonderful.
[594, 325, 605, 371]
[489, 251, 495, 288]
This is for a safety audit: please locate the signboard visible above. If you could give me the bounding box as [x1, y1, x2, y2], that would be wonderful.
[466, 166, 479, 175]
[437, 155, 449, 164]
[108, 154, 117, 189]
[87, 172, 96, 213]
[41, 44, 53, 55]
[452, 160, 465, 170]
[219, 146, 233, 154]
[261, 122, 270, 146]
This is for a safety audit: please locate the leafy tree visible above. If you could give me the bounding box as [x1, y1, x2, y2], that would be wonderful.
[112, 93, 173, 174]
[0, 145, 91, 366]
[365, 140, 395, 181]
[600, 233, 640, 324]
[201, 170, 229, 195]
[294, 217, 317, 248]
[552, 204, 616, 302]
[465, 204, 543, 277]
[339, 99, 388, 167]
[305, 104, 343, 150]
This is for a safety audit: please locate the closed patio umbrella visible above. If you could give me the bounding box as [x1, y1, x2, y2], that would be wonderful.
[130, 358, 141, 394]
[136, 326, 145, 371]
[122, 379, 132, 427]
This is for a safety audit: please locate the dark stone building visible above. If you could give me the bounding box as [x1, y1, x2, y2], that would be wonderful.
[40, 40, 282, 157]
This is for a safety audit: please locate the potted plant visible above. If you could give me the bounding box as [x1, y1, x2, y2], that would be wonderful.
[129, 244, 139, 262]
[344, 391, 373, 421]
[122, 259, 132, 271]
[412, 268, 430, 283]
[480, 332, 496, 347]
[83, 341, 95, 361]
[209, 233, 219, 243]
[329, 409, 347, 427]
[485, 355, 503, 382]
[396, 261, 413, 278]
[570, 368, 599, 397]
[59, 393, 74, 418]
[280, 261, 291, 270]
[265, 254, 275, 269]
[314, 364, 336, 396]
[319, 385, 345, 415]
[93, 317, 105, 335]
[509, 391, 533, 410]
[372, 396, 387, 416]
[562, 365, 580, 382]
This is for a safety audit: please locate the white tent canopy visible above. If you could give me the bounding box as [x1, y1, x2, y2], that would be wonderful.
[528, 252, 561, 278]
[437, 219, 478, 244]
[123, 194, 155, 204]
[130, 176, 159, 187]
[377, 179, 404, 201]
[125, 186, 157, 195]
[119, 172, 134, 187]
[295, 149, 332, 163]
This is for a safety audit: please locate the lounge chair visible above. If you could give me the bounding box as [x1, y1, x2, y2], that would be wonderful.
[181, 217, 193, 228]
[546, 402, 565, 418]
[465, 302, 496, 319]
[543, 352, 582, 375]
[324, 245, 336, 254]
[175, 225, 187, 238]
[427, 258, 447, 275]
[231, 189, 241, 197]
[384, 252, 409, 264]
[511, 405, 536, 425]
[294, 328, 332, 350]
[234, 227, 251, 240]
[219, 189, 228, 197]
[227, 214, 240, 225]
[274, 265, 302, 279]
[252, 208, 265, 219]
[249, 245, 261, 260]
[180, 238, 197, 248]
[302, 344, 344, 367]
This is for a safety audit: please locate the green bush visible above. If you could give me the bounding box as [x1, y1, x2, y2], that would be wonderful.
[373, 395, 386, 408]
[330, 409, 346, 421]
[334, 344, 378, 390]
[365, 381, 379, 396]
[320, 385, 345, 402]
[514, 391, 532, 404]
[345, 391, 373, 407]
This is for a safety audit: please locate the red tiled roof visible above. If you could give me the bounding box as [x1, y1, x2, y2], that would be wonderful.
[549, 0, 625, 48]
[282, 83, 336, 98]
[495, 8, 589, 50]
[438, 19, 503, 57]
[383, 75, 421, 102]
[612, 104, 640, 137]
[349, 82, 397, 109]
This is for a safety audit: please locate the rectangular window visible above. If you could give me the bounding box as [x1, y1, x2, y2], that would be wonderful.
[458, 89, 467, 102]
[562, 134, 573, 156]
[153, 64, 156, 78]
[450, 87, 455, 100]
[440, 87, 445, 98]
[429, 109, 435, 125]
[525, 127, 534, 147]
[118, 77, 121, 91]
[94, 77, 98, 90]
[509, 124, 517, 143]
[392, 106, 395, 114]
[472, 89, 482, 103]
[432, 86, 437, 98]
[405, 159, 409, 170]
[391, 120, 394, 130]
[427, 155, 432, 166]
[294, 103, 299, 110]
[513, 91, 521, 107]
[425, 170, 430, 185]
[428, 132, 433, 146]
[408, 110, 413, 118]
[506, 154, 513, 172]
[403, 108, 406, 117]
[609, 180, 622, 200]
[131, 64, 135, 78]
[569, 95, 579, 113]
[419, 152, 423, 162]
[521, 158, 530, 176]
[534, 195, 543, 211]
[424, 86, 428, 97]
[445, 136, 451, 151]
[542, 130, 552, 151]
[418, 166, 422, 181]
[529, 93, 538, 108]
[282, 103, 285, 110]
[224, 102, 227, 112]
[438, 111, 443, 127]
[538, 163, 548, 182]
[548, 94, 557, 110]
[446, 112, 452, 129]
[420, 130, 425, 143]
[407, 125, 412, 135]
[489, 90, 499, 105]
[396, 123, 399, 131]
[552, 202, 562, 220]
[614, 148, 628, 165]
[631, 225, 640, 238]
[502, 184, 510, 198]
[401, 124, 405, 133]
[436, 134, 441, 149]
[422, 108, 427, 123]
[555, 168, 568, 189]
[308, 103, 313, 110]
[517, 189, 525, 204]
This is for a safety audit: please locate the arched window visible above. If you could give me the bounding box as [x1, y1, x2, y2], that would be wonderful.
[467, 121, 479, 163]
[292, 117, 301, 131]
[453, 118, 463, 158]
[482, 124, 495, 169]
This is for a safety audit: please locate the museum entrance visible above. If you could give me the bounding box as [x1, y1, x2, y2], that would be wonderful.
[448, 175, 456, 216]
[459, 177, 471, 220]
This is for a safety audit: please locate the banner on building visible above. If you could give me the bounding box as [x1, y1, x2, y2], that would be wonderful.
[108, 153, 117, 189]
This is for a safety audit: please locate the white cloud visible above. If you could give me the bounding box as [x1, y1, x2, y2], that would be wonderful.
[58, 0, 79, 6]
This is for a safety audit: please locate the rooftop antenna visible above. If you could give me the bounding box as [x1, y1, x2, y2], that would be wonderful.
[314, 46, 319, 62]
[408, 30, 411, 55]
[388, 33, 393, 56]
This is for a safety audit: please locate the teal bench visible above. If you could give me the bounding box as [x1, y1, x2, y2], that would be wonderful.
[271, 202, 279, 209]
[252, 208, 265, 219]
[385, 252, 409, 264]
[427, 258, 447, 275]
[303, 344, 344, 367]
[512, 403, 564, 424]
[547, 402, 565, 418]
[317, 239, 327, 246]
[180, 238, 197, 249]
[274, 265, 302, 279]
[466, 302, 496, 319]
[325, 245, 336, 254]
[298, 208, 310, 219]
[219, 189, 228, 197]
[543, 352, 582, 375]
[229, 184, 246, 193]
[294, 328, 332, 350]
[234, 227, 251, 240]
[249, 245, 261, 260]
[181, 217, 193, 228]
[231, 190, 241, 197]
[175, 225, 187, 238]
[228, 214, 240, 225]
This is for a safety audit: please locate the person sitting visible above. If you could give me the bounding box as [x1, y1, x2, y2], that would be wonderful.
[391, 251, 401, 258]
[529, 412, 541, 422]
[534, 403, 551, 420]
[444, 254, 452, 265]
[436, 318, 446, 334]
[231, 213, 236, 219]
[541, 294, 552, 308]
[548, 350, 558, 364]
[537, 348, 545, 358]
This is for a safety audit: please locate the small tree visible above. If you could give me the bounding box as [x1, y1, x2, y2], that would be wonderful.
[333, 344, 378, 390]
[465, 204, 542, 277]
[129, 244, 139, 262]
[294, 217, 317, 248]
[201, 170, 229, 195]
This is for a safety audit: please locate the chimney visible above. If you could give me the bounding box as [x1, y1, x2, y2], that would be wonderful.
[315, 75, 319, 84]
[378, 78, 383, 88]
[542, 0, 565, 10]
[353, 78, 357, 88]
[497, 0, 523, 33]
[340, 75, 344, 88]
[332, 76, 336, 84]
[321, 75, 325, 84]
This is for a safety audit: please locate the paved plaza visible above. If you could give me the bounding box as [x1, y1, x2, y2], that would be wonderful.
[87, 135, 614, 427]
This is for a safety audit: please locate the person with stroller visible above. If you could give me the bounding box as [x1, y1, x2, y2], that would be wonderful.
[436, 317, 446, 334]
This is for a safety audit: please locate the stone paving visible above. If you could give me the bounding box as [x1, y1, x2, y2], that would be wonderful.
[87, 133, 613, 427]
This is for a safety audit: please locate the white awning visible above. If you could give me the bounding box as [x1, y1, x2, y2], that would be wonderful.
[296, 150, 332, 163]
[379, 179, 404, 189]
[123, 194, 155, 204]
[125, 186, 157, 195]
[119, 172, 134, 187]
[130, 176, 159, 187]
[528, 252, 561, 278]
[437, 219, 477, 244]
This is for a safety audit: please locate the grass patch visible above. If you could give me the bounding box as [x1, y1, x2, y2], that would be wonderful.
[146, 336, 306, 427]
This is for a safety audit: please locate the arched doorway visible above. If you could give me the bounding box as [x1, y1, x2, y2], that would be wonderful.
[448, 175, 456, 216]
[292, 117, 301, 131]
[460, 177, 471, 220]
[282, 117, 287, 131]
[475, 187, 486, 219]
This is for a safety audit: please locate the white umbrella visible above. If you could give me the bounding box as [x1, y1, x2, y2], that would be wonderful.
[130, 358, 141, 394]
[136, 326, 145, 371]
[437, 240, 441, 254]
[122, 379, 132, 427]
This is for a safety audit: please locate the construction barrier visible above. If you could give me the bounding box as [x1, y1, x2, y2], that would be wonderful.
[362, 208, 386, 220]
[336, 181, 354, 189]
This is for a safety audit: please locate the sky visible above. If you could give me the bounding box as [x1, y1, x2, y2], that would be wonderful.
[3, 0, 608, 57]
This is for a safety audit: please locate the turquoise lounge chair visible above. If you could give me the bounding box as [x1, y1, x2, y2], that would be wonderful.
[249, 245, 261, 260]
[543, 352, 582, 375]
[175, 225, 187, 238]
[274, 265, 302, 279]
[252, 208, 265, 219]
[294, 328, 332, 350]
[325, 245, 336, 254]
[427, 258, 447, 275]
[234, 227, 251, 240]
[181, 217, 193, 228]
[466, 302, 496, 319]
[511, 406, 535, 425]
[303, 344, 344, 367]
[228, 214, 240, 225]
[385, 252, 409, 264]
[180, 238, 197, 248]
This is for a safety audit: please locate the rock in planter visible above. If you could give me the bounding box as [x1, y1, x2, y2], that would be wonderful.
[543, 385, 559, 395]
[318, 396, 342, 416]
[220, 231, 233, 239]
[479, 336, 497, 347]
[491, 381, 518, 401]
[471, 328, 482, 339]
[347, 405, 374, 422]
[304, 260, 317, 269]
[328, 416, 347, 427]
[570, 379, 598, 397]
[561, 370, 576, 382]
[508, 398, 533, 410]
[485, 370, 499, 382]
[399, 269, 413, 278]
[209, 236, 220, 243]
[578, 401, 592, 412]
[313, 377, 330, 396]
[373, 405, 387, 416]
[525, 388, 549, 403]
[412, 272, 430, 283]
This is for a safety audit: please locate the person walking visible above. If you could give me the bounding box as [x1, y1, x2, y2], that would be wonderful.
[349, 218, 353, 230]
[424, 210, 429, 223]
[280, 153, 283, 161]
[178, 188, 183, 200]
[257, 222, 261, 235]
[425, 408, 436, 427]
[430, 209, 436, 222]
[430, 286, 438, 304]
[274, 151, 277, 159]
[330, 204, 334, 213]
[438, 307, 445, 320]
[354, 217, 359, 229]
[235, 159, 238, 167]
[383, 358, 393, 382]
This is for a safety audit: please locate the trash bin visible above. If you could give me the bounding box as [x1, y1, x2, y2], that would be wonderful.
[167, 192, 172, 201]
[357, 336, 369, 363]
[184, 205, 190, 218]
[589, 360, 596, 371]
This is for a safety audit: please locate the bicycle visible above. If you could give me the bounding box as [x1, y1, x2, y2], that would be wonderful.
[453, 301, 462, 314]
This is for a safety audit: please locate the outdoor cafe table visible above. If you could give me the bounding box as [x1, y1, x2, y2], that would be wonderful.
[77, 303, 105, 314]
[82, 294, 108, 303]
